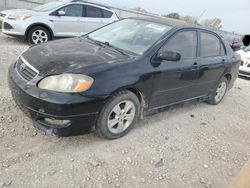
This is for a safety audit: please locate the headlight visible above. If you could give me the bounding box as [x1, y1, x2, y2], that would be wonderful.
[8, 15, 31, 20]
[7, 15, 19, 20]
[38, 74, 94, 93]
[20, 15, 32, 20]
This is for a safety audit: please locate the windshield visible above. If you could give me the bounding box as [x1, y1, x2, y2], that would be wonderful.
[88, 19, 172, 55]
[32, 1, 63, 12]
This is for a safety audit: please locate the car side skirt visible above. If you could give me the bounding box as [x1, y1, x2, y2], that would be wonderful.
[144, 94, 209, 117]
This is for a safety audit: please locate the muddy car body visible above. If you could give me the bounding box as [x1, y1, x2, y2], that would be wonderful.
[8, 17, 241, 139]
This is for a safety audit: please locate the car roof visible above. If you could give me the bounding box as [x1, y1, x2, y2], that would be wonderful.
[128, 17, 221, 35]
[129, 16, 187, 27]
[61, 0, 112, 10]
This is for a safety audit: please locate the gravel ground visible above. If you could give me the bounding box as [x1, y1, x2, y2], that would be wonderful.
[0, 32, 250, 188]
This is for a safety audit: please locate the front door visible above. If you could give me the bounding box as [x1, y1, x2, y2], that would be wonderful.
[50, 4, 84, 37]
[149, 30, 200, 109]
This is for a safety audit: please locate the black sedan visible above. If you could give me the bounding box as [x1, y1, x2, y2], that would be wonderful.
[8, 17, 241, 139]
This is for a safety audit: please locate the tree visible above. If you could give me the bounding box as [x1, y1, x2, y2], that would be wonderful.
[164, 13, 180, 20]
[180, 16, 198, 24]
[203, 18, 222, 29]
[132, 7, 148, 13]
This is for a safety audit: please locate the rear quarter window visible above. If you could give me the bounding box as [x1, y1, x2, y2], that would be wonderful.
[102, 9, 113, 18]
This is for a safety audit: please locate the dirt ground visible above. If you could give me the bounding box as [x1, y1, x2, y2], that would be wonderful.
[0, 32, 250, 188]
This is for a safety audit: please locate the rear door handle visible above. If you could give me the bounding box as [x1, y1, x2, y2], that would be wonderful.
[193, 62, 198, 67]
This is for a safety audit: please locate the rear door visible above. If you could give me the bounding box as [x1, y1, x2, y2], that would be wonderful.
[80, 5, 114, 34]
[149, 30, 201, 109]
[50, 4, 84, 37]
[196, 31, 227, 95]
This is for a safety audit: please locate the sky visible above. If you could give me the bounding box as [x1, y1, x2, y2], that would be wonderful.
[101, 0, 250, 34]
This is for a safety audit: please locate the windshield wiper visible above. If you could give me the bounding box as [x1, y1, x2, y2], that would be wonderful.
[85, 36, 103, 47]
[102, 41, 129, 56]
[85, 36, 131, 56]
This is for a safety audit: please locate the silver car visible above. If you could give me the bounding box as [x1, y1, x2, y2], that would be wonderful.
[0, 0, 118, 44]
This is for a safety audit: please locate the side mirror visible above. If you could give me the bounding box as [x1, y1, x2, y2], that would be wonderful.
[57, 10, 66, 16]
[156, 51, 181, 61]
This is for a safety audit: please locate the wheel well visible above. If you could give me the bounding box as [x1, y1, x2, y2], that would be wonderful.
[25, 23, 54, 40]
[112, 87, 146, 119]
[224, 73, 232, 82]
[127, 88, 147, 119]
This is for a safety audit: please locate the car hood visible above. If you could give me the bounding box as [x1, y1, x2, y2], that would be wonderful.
[1, 9, 40, 16]
[21, 37, 132, 75]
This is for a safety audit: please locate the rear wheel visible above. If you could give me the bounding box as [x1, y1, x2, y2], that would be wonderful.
[27, 26, 51, 45]
[96, 90, 140, 139]
[207, 77, 228, 105]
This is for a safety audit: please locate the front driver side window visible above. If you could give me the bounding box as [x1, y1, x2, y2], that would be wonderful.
[161, 31, 197, 59]
[59, 4, 83, 17]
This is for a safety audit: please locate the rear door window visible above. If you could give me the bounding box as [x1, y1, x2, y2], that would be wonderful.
[161, 30, 198, 59]
[200, 32, 226, 57]
[86, 5, 102, 18]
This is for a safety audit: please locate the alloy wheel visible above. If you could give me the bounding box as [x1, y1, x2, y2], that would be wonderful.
[32, 30, 48, 44]
[214, 81, 227, 103]
[107, 100, 136, 134]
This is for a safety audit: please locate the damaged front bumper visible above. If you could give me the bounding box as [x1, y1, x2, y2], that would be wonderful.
[8, 63, 106, 136]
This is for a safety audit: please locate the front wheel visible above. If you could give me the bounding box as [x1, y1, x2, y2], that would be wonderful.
[207, 77, 229, 105]
[27, 26, 51, 45]
[96, 90, 140, 139]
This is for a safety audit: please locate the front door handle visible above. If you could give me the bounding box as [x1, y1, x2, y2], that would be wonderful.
[176, 62, 199, 73]
[193, 62, 198, 67]
[221, 59, 226, 64]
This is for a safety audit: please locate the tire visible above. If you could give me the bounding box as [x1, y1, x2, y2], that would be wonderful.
[27, 26, 51, 45]
[96, 90, 140, 139]
[207, 77, 229, 105]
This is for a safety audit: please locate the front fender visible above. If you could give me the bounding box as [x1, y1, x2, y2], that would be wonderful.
[82, 59, 154, 108]
[25, 22, 54, 39]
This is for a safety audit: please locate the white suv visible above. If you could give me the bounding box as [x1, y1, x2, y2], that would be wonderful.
[0, 0, 118, 44]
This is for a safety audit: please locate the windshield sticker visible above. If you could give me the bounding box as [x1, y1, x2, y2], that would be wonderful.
[146, 24, 166, 31]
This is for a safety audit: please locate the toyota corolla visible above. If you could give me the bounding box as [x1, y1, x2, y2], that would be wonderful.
[8, 18, 241, 139]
